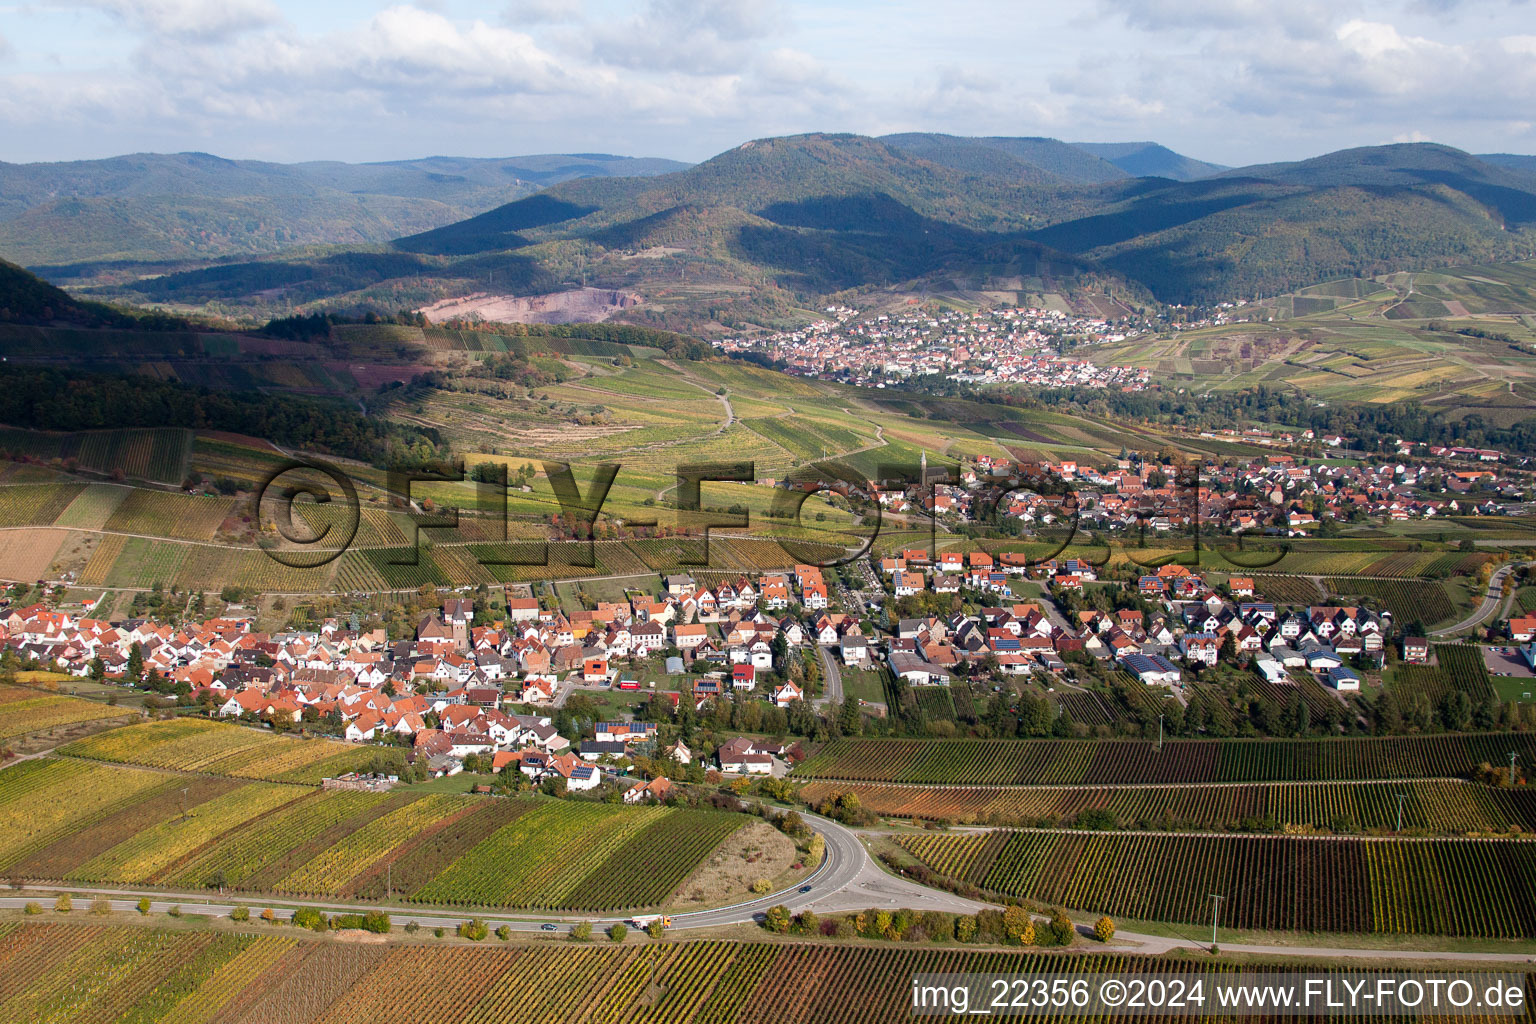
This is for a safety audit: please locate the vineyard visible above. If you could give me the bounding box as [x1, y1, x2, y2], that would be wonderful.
[0, 683, 136, 741]
[59, 718, 400, 783]
[1390, 644, 1496, 704]
[0, 923, 1533, 1023]
[0, 426, 191, 484]
[0, 756, 745, 910]
[798, 779, 1536, 833]
[0, 483, 85, 528]
[1321, 577, 1457, 627]
[792, 734, 1536, 785]
[1250, 575, 1324, 605]
[103, 489, 233, 542]
[899, 829, 1536, 937]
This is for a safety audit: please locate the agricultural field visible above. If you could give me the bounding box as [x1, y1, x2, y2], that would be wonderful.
[792, 734, 1536, 786]
[412, 798, 746, 911]
[799, 778, 1536, 834]
[1322, 577, 1458, 627]
[103, 489, 233, 542]
[97, 536, 188, 589]
[0, 426, 191, 484]
[0, 483, 85, 528]
[51, 483, 130, 530]
[0, 527, 70, 581]
[0, 683, 136, 742]
[899, 829, 1536, 938]
[59, 718, 400, 783]
[0, 753, 746, 910]
[10, 924, 1527, 1024]
[1390, 644, 1496, 703]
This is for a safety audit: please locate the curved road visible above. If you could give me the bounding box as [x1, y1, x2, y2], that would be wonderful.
[1434, 561, 1525, 636]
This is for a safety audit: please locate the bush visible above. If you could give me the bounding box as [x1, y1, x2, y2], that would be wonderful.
[495, 925, 511, 941]
[404, 921, 420, 935]
[1046, 909, 1075, 947]
[260, 908, 275, 923]
[230, 905, 250, 922]
[291, 907, 326, 931]
[362, 910, 390, 934]
[834, 916, 857, 939]
[607, 923, 628, 943]
[749, 878, 772, 895]
[571, 921, 592, 942]
[23, 902, 41, 915]
[764, 905, 790, 934]
[137, 897, 151, 915]
[646, 919, 665, 940]
[166, 904, 181, 918]
[1095, 916, 1116, 943]
[458, 918, 489, 941]
[91, 897, 111, 916]
[54, 894, 72, 913]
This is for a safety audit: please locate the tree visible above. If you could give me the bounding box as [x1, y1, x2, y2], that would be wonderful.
[764, 905, 791, 934]
[230, 905, 250, 922]
[54, 894, 72, 913]
[571, 921, 592, 942]
[458, 918, 489, 941]
[1002, 905, 1034, 945]
[646, 919, 665, 940]
[607, 923, 628, 942]
[136, 897, 150, 915]
[1095, 916, 1116, 943]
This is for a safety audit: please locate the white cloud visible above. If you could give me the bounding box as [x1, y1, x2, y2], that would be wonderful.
[56, 0, 281, 40]
[1393, 129, 1433, 142]
[503, 0, 582, 26]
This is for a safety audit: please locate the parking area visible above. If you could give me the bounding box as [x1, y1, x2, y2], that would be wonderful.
[1482, 646, 1536, 678]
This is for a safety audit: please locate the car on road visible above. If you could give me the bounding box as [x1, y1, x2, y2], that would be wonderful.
[798, 885, 813, 893]
[540, 923, 557, 931]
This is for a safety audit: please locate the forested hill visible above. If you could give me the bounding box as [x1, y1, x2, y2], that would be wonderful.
[401, 135, 1536, 304]
[49, 135, 1536, 324]
[0, 151, 689, 267]
[1025, 144, 1536, 301]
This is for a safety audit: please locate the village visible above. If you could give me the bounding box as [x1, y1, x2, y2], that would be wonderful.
[714, 305, 1153, 389]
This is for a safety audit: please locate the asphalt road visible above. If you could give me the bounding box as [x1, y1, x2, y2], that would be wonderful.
[816, 645, 844, 707]
[1434, 562, 1525, 636]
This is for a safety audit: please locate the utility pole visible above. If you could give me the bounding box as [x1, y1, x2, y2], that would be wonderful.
[1208, 894, 1223, 952]
[180, 787, 188, 820]
[387, 862, 391, 900]
[1157, 713, 1164, 752]
[1396, 792, 1406, 833]
[1511, 751, 1520, 786]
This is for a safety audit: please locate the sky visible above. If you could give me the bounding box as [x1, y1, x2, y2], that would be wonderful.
[1, 0, 1535, 166]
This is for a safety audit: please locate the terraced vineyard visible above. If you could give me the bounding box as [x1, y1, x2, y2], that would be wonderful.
[899, 830, 1536, 937]
[800, 779, 1536, 833]
[0, 754, 746, 910]
[17, 925, 1531, 1024]
[793, 734, 1536, 785]
[0, 683, 136, 741]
